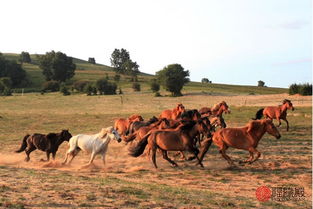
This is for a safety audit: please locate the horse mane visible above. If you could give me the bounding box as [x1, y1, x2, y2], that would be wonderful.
[99, 128, 108, 139]
[211, 103, 221, 111]
[128, 114, 144, 122]
[147, 116, 158, 124]
[282, 99, 291, 104]
[247, 119, 266, 133]
[179, 121, 196, 131]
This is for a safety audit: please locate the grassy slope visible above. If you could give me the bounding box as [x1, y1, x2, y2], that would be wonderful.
[3, 53, 287, 95]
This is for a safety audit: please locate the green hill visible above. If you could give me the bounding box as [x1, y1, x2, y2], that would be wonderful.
[2, 53, 287, 95]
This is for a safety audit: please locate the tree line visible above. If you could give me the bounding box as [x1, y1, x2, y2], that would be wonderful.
[0, 49, 191, 97]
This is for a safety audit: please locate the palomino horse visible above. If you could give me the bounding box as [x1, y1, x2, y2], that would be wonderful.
[128, 120, 211, 168]
[199, 101, 231, 117]
[253, 99, 295, 131]
[200, 119, 281, 166]
[114, 114, 144, 136]
[15, 130, 72, 162]
[62, 127, 121, 167]
[159, 103, 185, 120]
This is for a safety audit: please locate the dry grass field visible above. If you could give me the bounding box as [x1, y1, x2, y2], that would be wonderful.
[0, 92, 311, 208]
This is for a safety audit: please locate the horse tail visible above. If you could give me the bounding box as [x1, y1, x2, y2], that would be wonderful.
[128, 132, 150, 157]
[252, 108, 264, 120]
[15, 134, 30, 153]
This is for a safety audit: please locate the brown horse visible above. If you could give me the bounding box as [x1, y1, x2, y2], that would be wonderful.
[128, 120, 211, 168]
[199, 101, 231, 117]
[15, 130, 72, 162]
[123, 118, 171, 143]
[159, 103, 185, 120]
[200, 119, 281, 166]
[114, 114, 144, 136]
[253, 99, 295, 131]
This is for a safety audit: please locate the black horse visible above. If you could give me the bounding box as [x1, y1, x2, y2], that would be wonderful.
[15, 130, 72, 162]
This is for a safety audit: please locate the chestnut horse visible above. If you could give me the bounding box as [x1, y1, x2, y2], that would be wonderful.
[159, 103, 185, 120]
[199, 101, 231, 117]
[253, 99, 295, 131]
[114, 114, 144, 136]
[199, 119, 281, 166]
[128, 120, 211, 168]
[123, 118, 170, 143]
[15, 130, 72, 162]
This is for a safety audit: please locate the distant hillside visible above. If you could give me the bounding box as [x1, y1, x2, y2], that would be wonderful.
[2, 53, 287, 95]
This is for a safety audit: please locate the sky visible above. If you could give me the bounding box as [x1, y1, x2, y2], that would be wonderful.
[0, 0, 311, 88]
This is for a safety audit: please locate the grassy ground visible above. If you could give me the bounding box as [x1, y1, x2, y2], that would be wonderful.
[0, 92, 311, 208]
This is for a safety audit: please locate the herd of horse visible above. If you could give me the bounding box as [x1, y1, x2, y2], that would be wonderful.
[15, 99, 295, 169]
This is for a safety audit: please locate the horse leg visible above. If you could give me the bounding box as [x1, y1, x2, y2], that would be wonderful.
[67, 149, 80, 164]
[52, 152, 56, 161]
[219, 146, 235, 166]
[197, 138, 213, 164]
[24, 146, 36, 162]
[239, 151, 254, 164]
[282, 118, 289, 131]
[248, 147, 261, 164]
[86, 152, 97, 166]
[162, 151, 178, 167]
[151, 146, 158, 169]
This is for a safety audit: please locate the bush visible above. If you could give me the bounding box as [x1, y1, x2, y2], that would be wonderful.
[60, 83, 71, 96]
[114, 74, 121, 82]
[0, 77, 12, 96]
[73, 80, 89, 92]
[95, 78, 117, 95]
[150, 79, 160, 93]
[289, 83, 312, 96]
[258, 80, 265, 87]
[132, 82, 141, 91]
[42, 81, 60, 92]
[88, 57, 96, 64]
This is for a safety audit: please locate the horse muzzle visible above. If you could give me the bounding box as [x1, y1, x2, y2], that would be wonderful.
[117, 137, 122, 143]
[292, 107, 295, 111]
[276, 134, 281, 139]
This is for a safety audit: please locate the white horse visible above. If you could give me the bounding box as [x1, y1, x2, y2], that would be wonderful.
[62, 126, 121, 167]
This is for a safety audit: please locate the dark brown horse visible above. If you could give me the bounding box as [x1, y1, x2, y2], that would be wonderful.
[126, 116, 159, 135]
[199, 101, 231, 117]
[159, 103, 185, 120]
[128, 120, 211, 168]
[253, 99, 295, 131]
[15, 130, 72, 162]
[199, 119, 281, 166]
[123, 118, 171, 143]
[114, 114, 144, 136]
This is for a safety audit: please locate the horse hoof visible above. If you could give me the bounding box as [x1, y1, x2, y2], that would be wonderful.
[24, 158, 30, 162]
[187, 156, 196, 161]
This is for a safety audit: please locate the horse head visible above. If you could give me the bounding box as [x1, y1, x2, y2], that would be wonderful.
[128, 114, 144, 122]
[196, 119, 211, 138]
[176, 103, 185, 113]
[61, 130, 72, 141]
[263, 119, 281, 139]
[221, 101, 231, 114]
[100, 127, 122, 142]
[283, 99, 295, 111]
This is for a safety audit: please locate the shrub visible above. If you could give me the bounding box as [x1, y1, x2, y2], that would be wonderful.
[42, 80, 60, 92]
[88, 57, 96, 64]
[258, 80, 265, 87]
[95, 78, 117, 95]
[132, 82, 141, 91]
[0, 78, 12, 96]
[73, 80, 89, 92]
[114, 74, 121, 82]
[150, 79, 160, 93]
[60, 83, 71, 96]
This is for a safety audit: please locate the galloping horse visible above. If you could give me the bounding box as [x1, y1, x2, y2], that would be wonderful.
[114, 114, 144, 136]
[253, 99, 295, 131]
[159, 103, 185, 120]
[123, 118, 170, 143]
[199, 101, 231, 117]
[62, 127, 121, 167]
[15, 130, 72, 162]
[128, 120, 211, 168]
[127, 116, 159, 135]
[200, 119, 281, 166]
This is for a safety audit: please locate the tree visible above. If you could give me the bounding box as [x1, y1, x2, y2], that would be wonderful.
[20, 52, 31, 63]
[88, 57, 96, 64]
[110, 48, 139, 76]
[258, 80, 265, 87]
[132, 82, 141, 91]
[0, 54, 27, 87]
[0, 77, 12, 96]
[38, 51, 76, 82]
[201, 78, 210, 84]
[156, 64, 189, 96]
